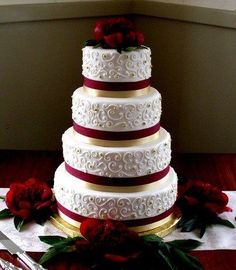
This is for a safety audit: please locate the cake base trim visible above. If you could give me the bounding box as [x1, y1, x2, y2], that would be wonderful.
[73, 130, 160, 147]
[51, 211, 180, 237]
[65, 163, 170, 186]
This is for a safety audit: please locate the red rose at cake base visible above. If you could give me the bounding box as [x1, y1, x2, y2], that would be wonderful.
[5, 178, 53, 220]
[178, 181, 232, 216]
[80, 219, 141, 263]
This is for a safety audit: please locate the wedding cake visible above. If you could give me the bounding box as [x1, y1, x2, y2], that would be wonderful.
[54, 18, 177, 233]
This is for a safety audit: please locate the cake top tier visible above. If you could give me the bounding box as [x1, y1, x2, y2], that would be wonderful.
[82, 17, 151, 83]
[82, 46, 151, 83]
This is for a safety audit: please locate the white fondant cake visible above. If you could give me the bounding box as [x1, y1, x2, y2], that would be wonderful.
[82, 46, 151, 82]
[54, 37, 178, 232]
[54, 164, 177, 221]
[72, 87, 161, 132]
[63, 127, 171, 178]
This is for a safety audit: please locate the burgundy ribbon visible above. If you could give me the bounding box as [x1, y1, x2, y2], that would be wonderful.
[83, 76, 150, 91]
[65, 163, 170, 186]
[57, 201, 174, 227]
[73, 122, 160, 141]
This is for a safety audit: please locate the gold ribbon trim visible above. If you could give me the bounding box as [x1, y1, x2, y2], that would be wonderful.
[83, 86, 150, 98]
[130, 214, 173, 233]
[73, 130, 160, 147]
[57, 211, 173, 234]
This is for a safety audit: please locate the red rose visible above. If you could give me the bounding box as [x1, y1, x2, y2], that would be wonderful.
[178, 181, 232, 215]
[103, 32, 123, 49]
[94, 21, 105, 41]
[107, 17, 134, 32]
[126, 31, 136, 42]
[80, 218, 102, 242]
[5, 178, 53, 220]
[91, 17, 144, 49]
[135, 31, 144, 46]
[104, 251, 141, 263]
[80, 219, 141, 263]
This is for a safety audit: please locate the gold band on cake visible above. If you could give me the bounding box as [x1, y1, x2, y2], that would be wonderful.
[82, 86, 150, 98]
[73, 130, 160, 147]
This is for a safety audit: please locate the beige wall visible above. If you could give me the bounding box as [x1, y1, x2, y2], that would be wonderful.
[1, 1, 236, 152]
[135, 16, 236, 152]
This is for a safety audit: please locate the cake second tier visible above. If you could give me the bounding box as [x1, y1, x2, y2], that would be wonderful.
[72, 87, 161, 137]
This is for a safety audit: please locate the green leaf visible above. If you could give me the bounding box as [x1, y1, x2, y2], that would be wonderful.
[214, 217, 235, 228]
[173, 248, 203, 270]
[34, 212, 50, 226]
[0, 208, 13, 219]
[157, 249, 177, 270]
[83, 39, 99, 47]
[39, 245, 72, 265]
[94, 43, 101, 48]
[39, 235, 67, 245]
[39, 235, 83, 250]
[179, 217, 198, 232]
[142, 234, 163, 244]
[124, 46, 137, 52]
[199, 220, 207, 238]
[0, 196, 5, 201]
[14, 216, 25, 231]
[168, 239, 202, 251]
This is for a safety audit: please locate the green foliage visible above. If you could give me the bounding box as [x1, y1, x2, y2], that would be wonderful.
[39, 235, 83, 265]
[0, 208, 13, 219]
[141, 234, 203, 270]
[14, 216, 25, 231]
[39, 233, 203, 269]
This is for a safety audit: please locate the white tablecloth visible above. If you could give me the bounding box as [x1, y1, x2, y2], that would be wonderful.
[0, 188, 235, 252]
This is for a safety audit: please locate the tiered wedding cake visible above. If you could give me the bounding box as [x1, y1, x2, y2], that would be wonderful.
[54, 18, 177, 233]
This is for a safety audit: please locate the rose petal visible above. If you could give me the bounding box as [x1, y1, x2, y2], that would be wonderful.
[80, 218, 102, 239]
[35, 200, 51, 210]
[104, 253, 129, 263]
[11, 208, 31, 220]
[40, 187, 52, 201]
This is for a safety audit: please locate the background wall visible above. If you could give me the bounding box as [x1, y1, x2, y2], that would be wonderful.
[0, 1, 236, 152]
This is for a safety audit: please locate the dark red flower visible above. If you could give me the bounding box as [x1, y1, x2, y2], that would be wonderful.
[80, 219, 141, 263]
[5, 178, 54, 220]
[80, 218, 102, 242]
[103, 32, 124, 49]
[94, 21, 105, 41]
[178, 180, 232, 216]
[104, 251, 141, 263]
[135, 31, 145, 46]
[91, 17, 144, 49]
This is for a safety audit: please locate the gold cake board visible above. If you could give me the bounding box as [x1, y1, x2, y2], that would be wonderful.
[51, 212, 180, 238]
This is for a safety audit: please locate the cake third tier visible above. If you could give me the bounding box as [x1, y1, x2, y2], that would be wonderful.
[63, 126, 171, 180]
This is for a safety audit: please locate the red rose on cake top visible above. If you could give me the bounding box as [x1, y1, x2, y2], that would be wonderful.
[86, 17, 144, 51]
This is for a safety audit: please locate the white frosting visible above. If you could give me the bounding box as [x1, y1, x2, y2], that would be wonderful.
[54, 164, 177, 220]
[63, 127, 171, 178]
[72, 87, 161, 132]
[82, 46, 151, 82]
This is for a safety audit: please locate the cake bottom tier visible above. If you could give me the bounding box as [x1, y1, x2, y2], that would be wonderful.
[54, 163, 178, 232]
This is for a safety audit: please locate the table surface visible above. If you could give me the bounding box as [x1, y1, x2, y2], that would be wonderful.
[0, 150, 236, 270]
